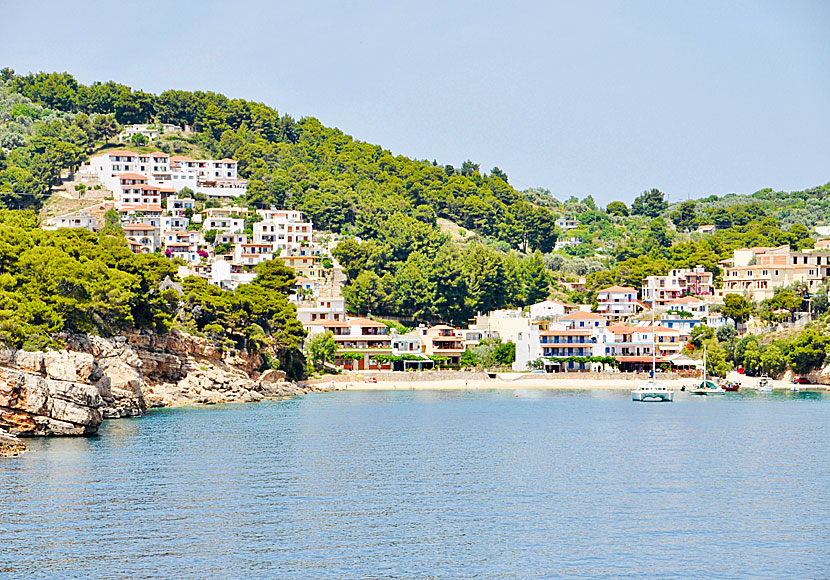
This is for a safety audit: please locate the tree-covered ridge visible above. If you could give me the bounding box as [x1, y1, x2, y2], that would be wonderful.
[2, 69, 559, 253]
[0, 210, 305, 376]
[2, 68, 829, 328]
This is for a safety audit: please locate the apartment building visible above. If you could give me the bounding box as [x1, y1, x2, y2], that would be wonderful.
[304, 318, 392, 371]
[122, 224, 159, 254]
[253, 209, 314, 254]
[641, 266, 714, 306]
[721, 241, 830, 301]
[596, 285, 643, 320]
[86, 150, 246, 200]
[420, 325, 465, 365]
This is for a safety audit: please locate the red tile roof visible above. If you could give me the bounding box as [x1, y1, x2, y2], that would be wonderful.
[118, 172, 149, 180]
[598, 285, 637, 293]
[669, 296, 705, 304]
[560, 311, 607, 320]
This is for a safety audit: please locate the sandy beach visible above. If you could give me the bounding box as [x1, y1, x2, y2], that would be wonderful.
[311, 373, 811, 392]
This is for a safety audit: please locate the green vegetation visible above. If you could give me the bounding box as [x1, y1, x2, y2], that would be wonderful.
[0, 209, 305, 377]
[2, 68, 830, 378]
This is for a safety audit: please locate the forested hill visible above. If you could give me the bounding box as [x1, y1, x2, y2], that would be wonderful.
[0, 68, 828, 327]
[0, 69, 557, 253]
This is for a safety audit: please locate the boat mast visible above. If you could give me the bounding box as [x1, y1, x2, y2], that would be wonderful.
[651, 279, 656, 379]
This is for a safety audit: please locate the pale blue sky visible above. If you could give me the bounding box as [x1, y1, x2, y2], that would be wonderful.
[4, 0, 829, 203]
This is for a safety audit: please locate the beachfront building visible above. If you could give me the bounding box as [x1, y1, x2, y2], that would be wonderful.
[390, 331, 434, 371]
[513, 326, 603, 372]
[44, 212, 99, 232]
[720, 241, 830, 301]
[305, 317, 392, 371]
[641, 266, 715, 306]
[420, 325, 465, 365]
[603, 324, 681, 372]
[596, 285, 643, 320]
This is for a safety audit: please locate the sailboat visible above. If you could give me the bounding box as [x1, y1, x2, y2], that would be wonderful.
[688, 344, 725, 396]
[632, 287, 674, 402]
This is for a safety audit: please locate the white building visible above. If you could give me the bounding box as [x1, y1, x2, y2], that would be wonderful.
[554, 237, 581, 251]
[120, 123, 182, 142]
[44, 213, 99, 232]
[596, 285, 643, 320]
[253, 209, 314, 255]
[86, 150, 246, 201]
[555, 218, 580, 230]
[122, 224, 159, 254]
[296, 297, 346, 324]
[530, 300, 570, 319]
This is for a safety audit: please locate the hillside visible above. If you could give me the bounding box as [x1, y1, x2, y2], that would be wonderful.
[0, 68, 828, 325]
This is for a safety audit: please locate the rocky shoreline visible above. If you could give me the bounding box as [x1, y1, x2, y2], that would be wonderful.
[0, 330, 321, 456]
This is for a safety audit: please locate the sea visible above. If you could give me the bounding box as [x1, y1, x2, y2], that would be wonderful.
[2, 388, 829, 579]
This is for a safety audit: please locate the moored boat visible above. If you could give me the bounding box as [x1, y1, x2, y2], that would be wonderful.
[688, 346, 725, 395]
[721, 380, 740, 392]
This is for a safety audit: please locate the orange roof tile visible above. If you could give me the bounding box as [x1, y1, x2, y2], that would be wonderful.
[560, 311, 607, 320]
[599, 285, 637, 293]
[118, 172, 149, 180]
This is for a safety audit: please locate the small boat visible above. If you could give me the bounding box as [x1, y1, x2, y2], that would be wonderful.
[756, 376, 773, 392]
[721, 380, 740, 392]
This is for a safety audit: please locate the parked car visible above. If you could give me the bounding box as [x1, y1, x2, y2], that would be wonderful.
[736, 366, 745, 374]
[792, 376, 811, 385]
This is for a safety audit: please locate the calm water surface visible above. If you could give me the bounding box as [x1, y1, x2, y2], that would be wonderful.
[2, 389, 829, 579]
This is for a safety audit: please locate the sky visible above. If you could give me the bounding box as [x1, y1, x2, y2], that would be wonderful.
[3, 0, 829, 204]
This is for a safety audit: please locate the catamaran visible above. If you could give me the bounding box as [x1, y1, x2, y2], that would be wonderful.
[632, 285, 674, 402]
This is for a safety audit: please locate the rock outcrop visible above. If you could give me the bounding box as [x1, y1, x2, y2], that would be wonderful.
[0, 430, 27, 457]
[0, 329, 312, 440]
[0, 355, 103, 437]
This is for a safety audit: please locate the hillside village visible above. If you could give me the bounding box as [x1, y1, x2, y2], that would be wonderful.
[38, 126, 830, 378]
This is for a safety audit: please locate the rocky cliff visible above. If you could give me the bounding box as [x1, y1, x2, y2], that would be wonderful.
[0, 329, 311, 441]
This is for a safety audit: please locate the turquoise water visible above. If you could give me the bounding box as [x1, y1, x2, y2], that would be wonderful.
[2, 389, 829, 579]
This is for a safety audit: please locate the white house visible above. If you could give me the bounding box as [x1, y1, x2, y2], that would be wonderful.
[120, 123, 182, 142]
[554, 237, 581, 251]
[555, 218, 580, 230]
[44, 213, 99, 232]
[596, 285, 643, 320]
